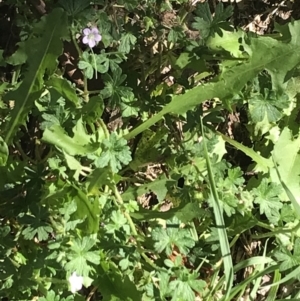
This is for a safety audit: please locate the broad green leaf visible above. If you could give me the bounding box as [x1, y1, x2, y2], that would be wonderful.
[271, 128, 300, 217]
[249, 89, 289, 123]
[252, 178, 283, 224]
[6, 41, 28, 65]
[95, 133, 131, 173]
[96, 261, 142, 301]
[118, 32, 137, 54]
[123, 176, 176, 202]
[72, 187, 100, 234]
[0, 136, 8, 166]
[129, 128, 168, 171]
[65, 236, 100, 276]
[57, 0, 90, 16]
[87, 168, 110, 195]
[125, 21, 300, 140]
[42, 120, 99, 156]
[130, 202, 208, 223]
[207, 29, 245, 58]
[152, 217, 195, 256]
[168, 270, 206, 301]
[38, 290, 61, 301]
[63, 152, 84, 180]
[218, 132, 273, 173]
[274, 238, 300, 271]
[3, 8, 68, 144]
[46, 77, 80, 106]
[96, 53, 110, 73]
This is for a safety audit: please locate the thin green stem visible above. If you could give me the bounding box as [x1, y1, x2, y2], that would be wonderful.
[252, 221, 300, 239]
[71, 30, 89, 102]
[90, 47, 98, 79]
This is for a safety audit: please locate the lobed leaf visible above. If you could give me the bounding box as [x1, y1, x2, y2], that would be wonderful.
[3, 8, 69, 144]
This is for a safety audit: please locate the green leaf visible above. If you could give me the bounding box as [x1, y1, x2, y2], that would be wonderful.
[130, 202, 208, 223]
[5, 41, 28, 66]
[274, 239, 300, 271]
[63, 152, 83, 180]
[22, 224, 53, 241]
[123, 175, 176, 202]
[95, 133, 131, 173]
[192, 2, 233, 40]
[96, 53, 110, 73]
[38, 290, 61, 301]
[271, 127, 300, 217]
[0, 136, 8, 166]
[200, 116, 233, 297]
[120, 92, 139, 118]
[78, 52, 94, 79]
[57, 0, 90, 16]
[106, 210, 128, 234]
[95, 261, 142, 301]
[249, 89, 289, 123]
[168, 270, 206, 301]
[125, 20, 300, 141]
[252, 178, 283, 224]
[118, 33, 137, 54]
[101, 66, 132, 105]
[175, 52, 207, 71]
[152, 217, 195, 256]
[129, 128, 168, 171]
[42, 118, 99, 156]
[20, 206, 53, 241]
[168, 27, 184, 43]
[72, 187, 100, 234]
[3, 8, 68, 144]
[207, 29, 245, 57]
[218, 132, 273, 173]
[46, 77, 80, 106]
[65, 236, 100, 276]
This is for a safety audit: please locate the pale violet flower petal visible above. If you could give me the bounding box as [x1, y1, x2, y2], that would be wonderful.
[69, 272, 83, 294]
[94, 34, 102, 42]
[82, 26, 101, 48]
[88, 39, 96, 48]
[91, 27, 99, 34]
[82, 36, 90, 45]
[83, 28, 91, 35]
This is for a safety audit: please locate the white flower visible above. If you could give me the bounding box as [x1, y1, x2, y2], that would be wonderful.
[68, 272, 83, 293]
[82, 27, 102, 48]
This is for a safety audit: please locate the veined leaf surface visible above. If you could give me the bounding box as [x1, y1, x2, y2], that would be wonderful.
[4, 8, 68, 144]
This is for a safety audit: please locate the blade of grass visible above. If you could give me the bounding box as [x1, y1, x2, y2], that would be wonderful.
[265, 269, 281, 301]
[250, 239, 269, 300]
[199, 118, 233, 298]
[228, 264, 280, 300]
[207, 257, 276, 300]
[263, 265, 300, 288]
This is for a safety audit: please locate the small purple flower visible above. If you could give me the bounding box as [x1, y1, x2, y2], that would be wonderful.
[82, 27, 102, 48]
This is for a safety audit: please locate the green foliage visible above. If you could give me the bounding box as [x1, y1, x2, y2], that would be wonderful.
[65, 237, 100, 276]
[3, 8, 69, 144]
[2, 1, 300, 300]
[95, 133, 132, 173]
[192, 2, 233, 40]
[252, 178, 283, 224]
[274, 238, 300, 271]
[249, 89, 289, 123]
[152, 217, 195, 256]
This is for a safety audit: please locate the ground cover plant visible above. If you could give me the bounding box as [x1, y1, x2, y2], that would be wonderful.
[1, 0, 300, 300]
